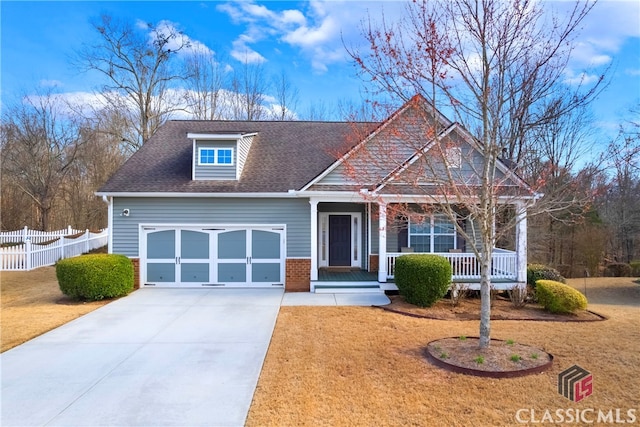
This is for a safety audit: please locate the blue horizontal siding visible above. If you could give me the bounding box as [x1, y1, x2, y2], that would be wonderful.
[113, 197, 310, 257]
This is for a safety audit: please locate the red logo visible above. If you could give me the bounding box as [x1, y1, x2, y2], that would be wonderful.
[558, 365, 593, 402]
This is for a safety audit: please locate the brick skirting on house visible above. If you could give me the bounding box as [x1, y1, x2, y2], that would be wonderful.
[285, 258, 311, 292]
[369, 254, 379, 273]
[132, 257, 310, 291]
[131, 258, 140, 290]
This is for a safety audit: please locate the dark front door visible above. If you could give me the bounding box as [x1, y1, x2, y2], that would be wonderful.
[329, 215, 351, 266]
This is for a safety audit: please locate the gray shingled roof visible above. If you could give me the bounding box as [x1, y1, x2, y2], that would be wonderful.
[98, 120, 378, 194]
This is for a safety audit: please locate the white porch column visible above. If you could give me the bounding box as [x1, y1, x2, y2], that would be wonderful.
[378, 201, 387, 282]
[310, 199, 319, 281]
[515, 202, 527, 284]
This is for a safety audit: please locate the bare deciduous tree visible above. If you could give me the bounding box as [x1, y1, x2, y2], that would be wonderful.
[63, 118, 128, 229]
[1, 91, 84, 230]
[228, 57, 267, 120]
[75, 14, 188, 150]
[301, 100, 330, 121]
[348, 0, 603, 347]
[271, 70, 300, 120]
[183, 50, 227, 120]
[524, 102, 600, 266]
[600, 115, 640, 263]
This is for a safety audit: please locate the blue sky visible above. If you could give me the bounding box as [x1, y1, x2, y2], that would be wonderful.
[1, 1, 639, 145]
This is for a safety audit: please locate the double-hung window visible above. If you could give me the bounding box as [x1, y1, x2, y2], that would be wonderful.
[409, 214, 456, 252]
[198, 147, 234, 165]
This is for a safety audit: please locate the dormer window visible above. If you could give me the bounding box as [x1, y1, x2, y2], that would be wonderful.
[198, 147, 234, 166]
[188, 132, 256, 181]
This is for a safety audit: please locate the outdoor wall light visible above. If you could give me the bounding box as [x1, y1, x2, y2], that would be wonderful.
[122, 209, 130, 217]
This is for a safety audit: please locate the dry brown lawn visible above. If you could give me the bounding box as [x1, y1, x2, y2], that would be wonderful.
[247, 278, 640, 427]
[1, 267, 110, 352]
[2, 268, 639, 426]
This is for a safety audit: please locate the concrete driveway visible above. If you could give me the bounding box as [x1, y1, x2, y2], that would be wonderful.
[1, 288, 283, 427]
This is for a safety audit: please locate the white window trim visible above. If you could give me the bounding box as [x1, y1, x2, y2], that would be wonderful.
[197, 147, 235, 166]
[408, 214, 457, 253]
[318, 212, 362, 268]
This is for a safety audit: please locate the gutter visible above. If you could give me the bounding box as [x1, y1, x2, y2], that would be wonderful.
[95, 191, 301, 198]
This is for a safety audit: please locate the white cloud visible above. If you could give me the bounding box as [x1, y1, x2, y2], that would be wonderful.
[625, 68, 640, 77]
[281, 15, 337, 47]
[570, 41, 612, 67]
[563, 70, 600, 86]
[281, 9, 306, 26]
[39, 79, 64, 88]
[149, 20, 215, 57]
[23, 90, 109, 118]
[217, 0, 393, 73]
[559, 0, 639, 69]
[230, 39, 266, 64]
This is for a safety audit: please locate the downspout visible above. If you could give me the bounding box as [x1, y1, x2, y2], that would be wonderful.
[102, 195, 113, 254]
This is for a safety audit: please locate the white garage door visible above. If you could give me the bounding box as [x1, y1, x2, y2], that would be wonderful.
[142, 226, 285, 288]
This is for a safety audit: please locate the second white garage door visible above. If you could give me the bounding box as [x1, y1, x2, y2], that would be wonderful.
[142, 225, 285, 288]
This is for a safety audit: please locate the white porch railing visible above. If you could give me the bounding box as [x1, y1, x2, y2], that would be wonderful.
[386, 250, 517, 280]
[0, 228, 108, 271]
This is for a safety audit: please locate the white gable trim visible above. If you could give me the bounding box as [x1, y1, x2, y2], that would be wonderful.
[187, 133, 243, 140]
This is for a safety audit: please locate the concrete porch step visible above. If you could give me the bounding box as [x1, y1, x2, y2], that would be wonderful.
[313, 281, 384, 294]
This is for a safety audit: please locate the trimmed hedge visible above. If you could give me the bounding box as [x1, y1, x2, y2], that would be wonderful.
[56, 254, 134, 301]
[394, 254, 452, 307]
[535, 280, 588, 314]
[631, 260, 640, 277]
[604, 262, 632, 277]
[527, 264, 566, 288]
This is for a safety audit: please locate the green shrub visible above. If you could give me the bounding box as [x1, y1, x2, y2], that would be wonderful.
[527, 264, 566, 288]
[394, 254, 452, 307]
[56, 254, 134, 301]
[604, 262, 632, 277]
[630, 260, 640, 277]
[535, 280, 587, 314]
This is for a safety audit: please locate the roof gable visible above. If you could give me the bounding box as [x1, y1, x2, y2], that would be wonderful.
[304, 95, 453, 191]
[304, 95, 531, 195]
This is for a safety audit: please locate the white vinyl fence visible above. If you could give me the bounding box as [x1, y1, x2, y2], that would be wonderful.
[0, 226, 109, 271]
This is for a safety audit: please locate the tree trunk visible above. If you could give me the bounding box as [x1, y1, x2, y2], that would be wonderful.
[479, 223, 493, 348]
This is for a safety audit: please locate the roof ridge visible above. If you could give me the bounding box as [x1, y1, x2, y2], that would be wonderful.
[165, 119, 379, 125]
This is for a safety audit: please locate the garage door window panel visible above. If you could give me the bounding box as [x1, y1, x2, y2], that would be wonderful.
[180, 230, 210, 283]
[147, 230, 176, 283]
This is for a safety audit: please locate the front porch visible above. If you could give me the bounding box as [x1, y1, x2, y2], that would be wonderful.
[311, 250, 520, 293]
[307, 199, 528, 293]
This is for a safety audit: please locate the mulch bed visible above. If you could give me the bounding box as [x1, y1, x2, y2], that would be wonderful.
[424, 337, 554, 377]
[376, 294, 606, 321]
